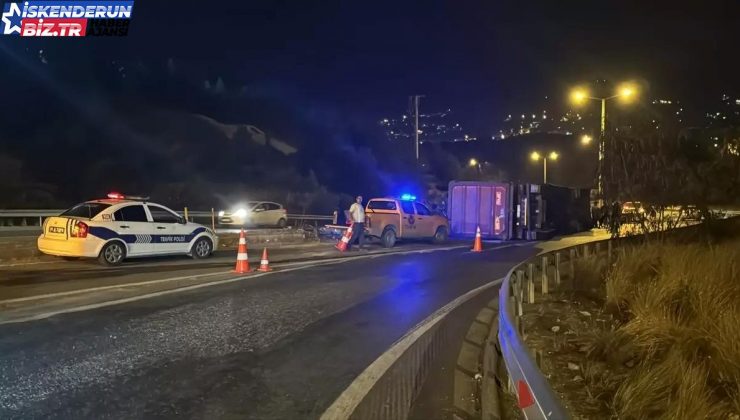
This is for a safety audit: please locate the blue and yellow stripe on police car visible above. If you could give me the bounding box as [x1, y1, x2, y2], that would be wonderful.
[88, 227, 207, 244]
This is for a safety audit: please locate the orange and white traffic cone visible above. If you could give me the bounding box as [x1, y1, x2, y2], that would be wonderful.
[335, 223, 353, 252]
[258, 247, 272, 272]
[472, 225, 483, 252]
[234, 229, 250, 273]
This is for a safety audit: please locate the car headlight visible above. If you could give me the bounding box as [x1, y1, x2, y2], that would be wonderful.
[235, 209, 247, 218]
[218, 210, 225, 217]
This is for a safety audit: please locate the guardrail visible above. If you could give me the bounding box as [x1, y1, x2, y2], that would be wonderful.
[497, 238, 626, 419]
[495, 218, 731, 419]
[498, 240, 612, 420]
[0, 209, 334, 229]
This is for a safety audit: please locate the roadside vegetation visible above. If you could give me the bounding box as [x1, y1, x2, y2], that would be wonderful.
[570, 237, 740, 419]
[522, 222, 740, 419]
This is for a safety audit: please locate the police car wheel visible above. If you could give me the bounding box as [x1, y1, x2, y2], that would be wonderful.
[99, 242, 126, 266]
[191, 238, 212, 259]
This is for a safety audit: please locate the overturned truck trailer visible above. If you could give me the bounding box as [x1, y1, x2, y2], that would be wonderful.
[448, 181, 513, 240]
[448, 181, 592, 240]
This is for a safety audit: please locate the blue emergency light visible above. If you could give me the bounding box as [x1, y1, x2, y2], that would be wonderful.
[400, 194, 416, 201]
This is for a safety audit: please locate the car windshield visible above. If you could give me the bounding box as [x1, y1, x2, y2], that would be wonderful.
[61, 202, 111, 219]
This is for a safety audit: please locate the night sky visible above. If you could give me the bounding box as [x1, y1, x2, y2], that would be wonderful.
[2, 0, 739, 133]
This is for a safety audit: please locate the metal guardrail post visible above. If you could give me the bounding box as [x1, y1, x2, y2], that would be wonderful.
[608, 240, 613, 261]
[515, 271, 524, 317]
[554, 252, 561, 287]
[527, 263, 535, 303]
[541, 256, 549, 295]
[569, 249, 575, 282]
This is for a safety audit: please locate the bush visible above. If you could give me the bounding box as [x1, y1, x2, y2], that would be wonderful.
[598, 239, 740, 418]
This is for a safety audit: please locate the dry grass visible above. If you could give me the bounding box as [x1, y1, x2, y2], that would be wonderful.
[584, 239, 740, 419]
[571, 255, 610, 302]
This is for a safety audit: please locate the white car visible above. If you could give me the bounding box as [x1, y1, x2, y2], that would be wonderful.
[218, 201, 288, 227]
[37, 193, 218, 266]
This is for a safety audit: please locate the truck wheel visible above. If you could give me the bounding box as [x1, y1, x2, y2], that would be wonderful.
[381, 228, 397, 248]
[433, 226, 448, 244]
[98, 241, 126, 266]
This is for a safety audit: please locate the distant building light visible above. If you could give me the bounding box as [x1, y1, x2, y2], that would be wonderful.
[531, 114, 536, 119]
[521, 114, 526, 119]
[542, 115, 547, 120]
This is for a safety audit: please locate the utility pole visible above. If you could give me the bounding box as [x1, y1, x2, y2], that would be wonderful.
[411, 95, 425, 162]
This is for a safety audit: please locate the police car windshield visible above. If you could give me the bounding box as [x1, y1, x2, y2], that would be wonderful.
[61, 202, 111, 219]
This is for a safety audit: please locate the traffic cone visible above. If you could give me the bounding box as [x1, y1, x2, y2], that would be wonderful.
[472, 226, 483, 252]
[258, 247, 272, 272]
[335, 223, 353, 252]
[234, 229, 250, 273]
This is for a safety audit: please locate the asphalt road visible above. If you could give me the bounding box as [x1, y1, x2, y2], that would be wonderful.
[0, 243, 539, 419]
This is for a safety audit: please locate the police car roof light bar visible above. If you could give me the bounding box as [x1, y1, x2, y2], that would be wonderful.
[400, 194, 416, 201]
[107, 192, 150, 201]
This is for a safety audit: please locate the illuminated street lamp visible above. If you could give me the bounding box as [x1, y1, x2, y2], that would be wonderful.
[581, 134, 593, 145]
[531, 150, 558, 184]
[569, 82, 638, 201]
[469, 158, 481, 174]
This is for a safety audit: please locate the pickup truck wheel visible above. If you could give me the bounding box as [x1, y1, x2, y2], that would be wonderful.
[433, 226, 448, 244]
[381, 228, 397, 248]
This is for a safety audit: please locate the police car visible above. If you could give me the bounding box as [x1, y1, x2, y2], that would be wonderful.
[37, 193, 218, 266]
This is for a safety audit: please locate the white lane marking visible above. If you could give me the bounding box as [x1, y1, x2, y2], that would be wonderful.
[0, 245, 472, 304]
[0, 245, 474, 324]
[321, 276, 505, 420]
[0, 271, 232, 304]
[0, 261, 59, 268]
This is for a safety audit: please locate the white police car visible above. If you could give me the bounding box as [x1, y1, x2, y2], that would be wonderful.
[37, 193, 218, 266]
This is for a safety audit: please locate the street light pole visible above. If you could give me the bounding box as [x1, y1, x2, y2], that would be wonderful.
[570, 83, 637, 206]
[542, 157, 547, 184]
[598, 97, 606, 200]
[531, 151, 557, 184]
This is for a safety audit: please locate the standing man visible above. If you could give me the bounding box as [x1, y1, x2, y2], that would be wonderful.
[348, 195, 366, 251]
